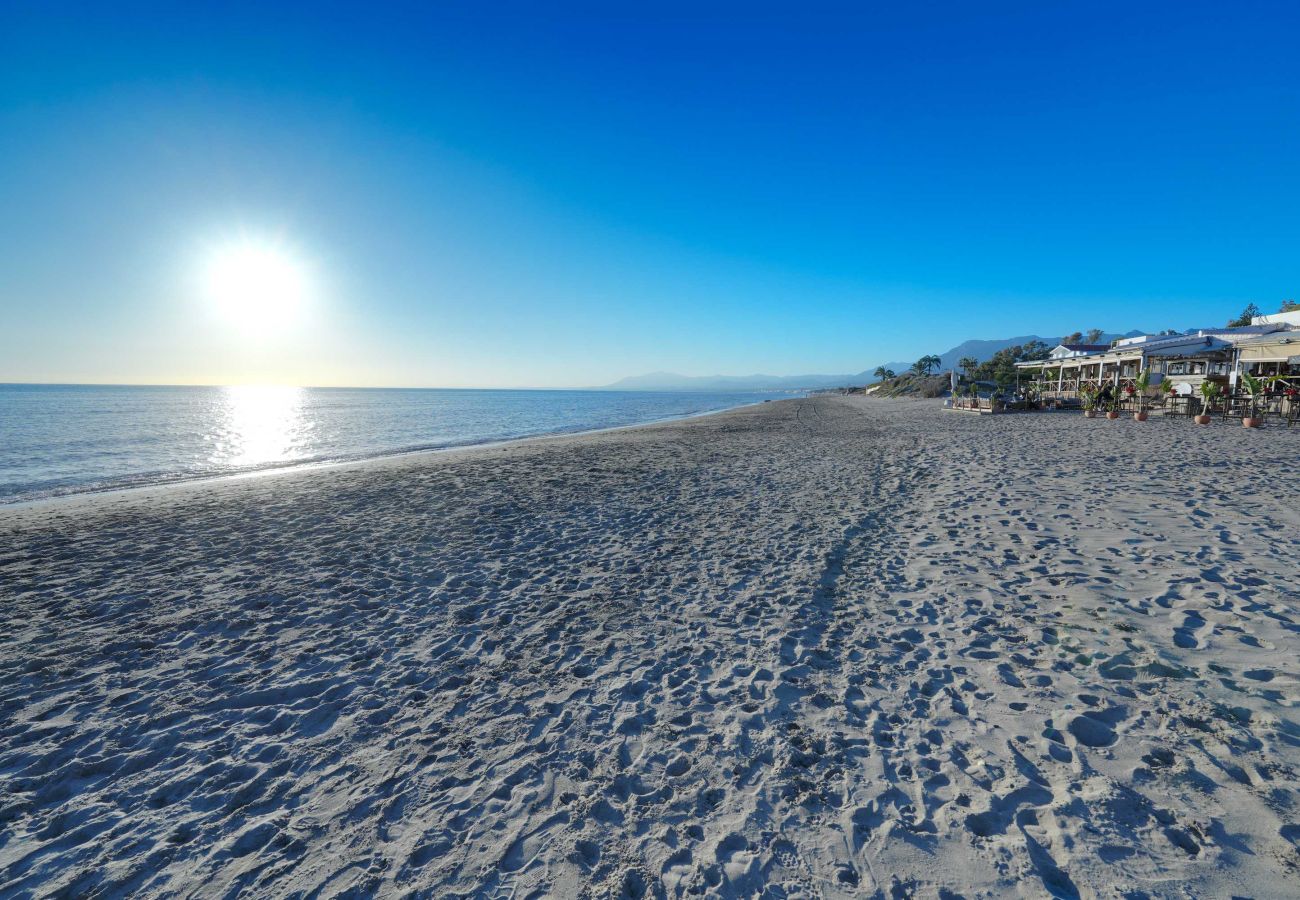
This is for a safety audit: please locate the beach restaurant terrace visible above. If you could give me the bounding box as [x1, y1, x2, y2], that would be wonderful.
[1231, 332, 1300, 386]
[1010, 320, 1300, 421]
[1015, 333, 1239, 402]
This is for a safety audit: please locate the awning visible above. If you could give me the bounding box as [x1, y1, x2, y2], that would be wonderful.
[1235, 340, 1298, 362]
[1141, 345, 1231, 359]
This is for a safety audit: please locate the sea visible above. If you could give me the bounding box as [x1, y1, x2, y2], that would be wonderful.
[0, 384, 778, 504]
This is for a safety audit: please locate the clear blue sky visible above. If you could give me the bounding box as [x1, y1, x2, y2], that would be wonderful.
[2, 1, 1297, 387]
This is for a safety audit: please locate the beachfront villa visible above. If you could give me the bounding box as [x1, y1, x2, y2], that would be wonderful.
[1047, 342, 1111, 360]
[1016, 310, 1300, 405]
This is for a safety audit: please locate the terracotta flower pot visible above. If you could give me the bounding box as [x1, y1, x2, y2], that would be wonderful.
[1194, 414, 1212, 425]
[1243, 417, 1262, 428]
[1106, 411, 1120, 420]
[1133, 411, 1148, 422]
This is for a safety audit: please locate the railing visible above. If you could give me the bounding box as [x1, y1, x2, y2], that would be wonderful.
[1223, 390, 1300, 422]
[951, 396, 1003, 412]
[1009, 383, 1299, 424]
[1032, 378, 1089, 400]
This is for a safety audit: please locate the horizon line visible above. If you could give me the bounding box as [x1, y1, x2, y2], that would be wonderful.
[0, 380, 809, 393]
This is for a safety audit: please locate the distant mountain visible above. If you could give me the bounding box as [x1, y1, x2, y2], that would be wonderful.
[929, 332, 1142, 375]
[933, 335, 1052, 373]
[952, 331, 1144, 363]
[599, 332, 1145, 392]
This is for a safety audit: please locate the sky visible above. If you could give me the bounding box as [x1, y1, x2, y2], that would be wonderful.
[2, 1, 1298, 388]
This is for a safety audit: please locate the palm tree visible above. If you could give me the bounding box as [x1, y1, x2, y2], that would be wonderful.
[913, 354, 942, 376]
[872, 366, 893, 381]
[958, 356, 978, 377]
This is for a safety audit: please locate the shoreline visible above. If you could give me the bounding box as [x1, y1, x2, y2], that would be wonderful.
[0, 394, 782, 514]
[4, 395, 1299, 897]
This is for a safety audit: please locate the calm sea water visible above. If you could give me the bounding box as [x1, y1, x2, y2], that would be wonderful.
[0, 385, 776, 504]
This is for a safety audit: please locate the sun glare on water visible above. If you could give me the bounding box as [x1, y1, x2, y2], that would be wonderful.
[203, 238, 308, 331]
[214, 384, 309, 467]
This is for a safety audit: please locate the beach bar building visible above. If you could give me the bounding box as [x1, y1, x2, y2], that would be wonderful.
[1016, 321, 1300, 404]
[1232, 309, 1300, 387]
[1018, 335, 1228, 402]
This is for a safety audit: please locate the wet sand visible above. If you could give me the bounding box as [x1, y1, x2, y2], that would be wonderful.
[3, 396, 1300, 897]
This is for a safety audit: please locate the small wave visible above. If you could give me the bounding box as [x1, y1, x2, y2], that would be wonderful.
[0, 391, 775, 506]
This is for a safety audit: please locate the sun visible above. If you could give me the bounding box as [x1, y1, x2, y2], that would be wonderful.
[203, 238, 308, 330]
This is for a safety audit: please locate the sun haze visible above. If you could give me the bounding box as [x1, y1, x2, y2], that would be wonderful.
[2, 3, 1298, 387]
[201, 238, 309, 335]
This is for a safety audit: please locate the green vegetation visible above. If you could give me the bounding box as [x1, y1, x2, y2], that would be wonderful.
[910, 354, 942, 376]
[1199, 380, 1222, 414]
[1132, 368, 1152, 412]
[965, 340, 1050, 388]
[1224, 300, 1295, 323]
[865, 372, 949, 398]
[1061, 328, 1106, 345]
[1227, 303, 1260, 327]
[1240, 372, 1265, 418]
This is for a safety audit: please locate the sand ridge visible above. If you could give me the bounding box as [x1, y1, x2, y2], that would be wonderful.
[2, 396, 1299, 897]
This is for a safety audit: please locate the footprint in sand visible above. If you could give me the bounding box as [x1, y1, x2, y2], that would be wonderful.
[1173, 610, 1212, 649]
[1066, 704, 1127, 748]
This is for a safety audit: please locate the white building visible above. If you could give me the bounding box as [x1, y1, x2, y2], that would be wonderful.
[1046, 343, 1110, 360]
[1251, 309, 1300, 328]
[1016, 320, 1299, 400]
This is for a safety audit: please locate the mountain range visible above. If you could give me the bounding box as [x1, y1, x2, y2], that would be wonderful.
[598, 332, 1142, 392]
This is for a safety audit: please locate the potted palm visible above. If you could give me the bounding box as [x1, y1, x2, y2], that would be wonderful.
[1132, 369, 1152, 421]
[1081, 384, 1099, 418]
[1159, 376, 1175, 409]
[1105, 389, 1121, 420]
[1240, 372, 1265, 428]
[1195, 381, 1219, 425]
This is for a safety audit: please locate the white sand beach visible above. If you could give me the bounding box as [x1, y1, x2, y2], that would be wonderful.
[3, 396, 1299, 898]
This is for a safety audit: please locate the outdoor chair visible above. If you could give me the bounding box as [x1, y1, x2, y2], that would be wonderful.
[1223, 396, 1248, 421]
[1264, 395, 1287, 423]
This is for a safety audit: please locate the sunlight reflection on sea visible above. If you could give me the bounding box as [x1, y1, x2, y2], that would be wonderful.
[0, 385, 774, 503]
[211, 385, 313, 468]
